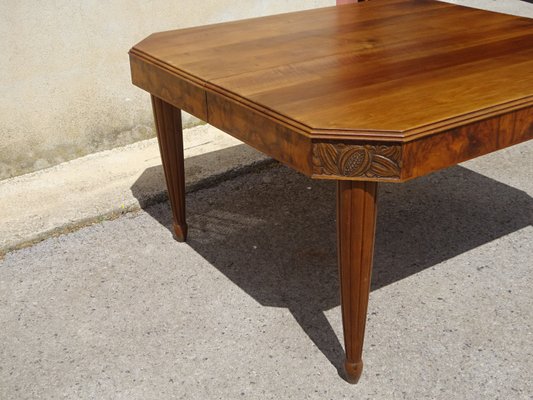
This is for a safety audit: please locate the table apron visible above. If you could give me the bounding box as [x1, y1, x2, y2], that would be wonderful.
[131, 54, 533, 182]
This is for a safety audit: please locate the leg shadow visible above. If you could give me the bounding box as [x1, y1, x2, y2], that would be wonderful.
[132, 157, 532, 373]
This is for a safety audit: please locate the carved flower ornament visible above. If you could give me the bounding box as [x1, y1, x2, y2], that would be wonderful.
[312, 143, 401, 178]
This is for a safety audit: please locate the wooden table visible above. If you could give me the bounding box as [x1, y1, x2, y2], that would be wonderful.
[129, 0, 533, 383]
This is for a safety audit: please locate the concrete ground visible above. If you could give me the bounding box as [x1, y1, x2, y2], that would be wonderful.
[1, 140, 532, 399]
[0, 125, 268, 256]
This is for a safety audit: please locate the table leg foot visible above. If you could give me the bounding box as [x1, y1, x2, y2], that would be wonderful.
[344, 360, 363, 384]
[337, 180, 378, 384]
[151, 95, 188, 242]
[173, 223, 188, 242]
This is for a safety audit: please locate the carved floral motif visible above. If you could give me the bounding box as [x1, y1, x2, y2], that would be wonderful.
[312, 143, 401, 178]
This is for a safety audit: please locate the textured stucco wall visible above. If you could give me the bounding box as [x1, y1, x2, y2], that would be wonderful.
[0, 0, 334, 180]
[442, 0, 533, 17]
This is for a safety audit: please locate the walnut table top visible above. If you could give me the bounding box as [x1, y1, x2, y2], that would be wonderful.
[131, 0, 533, 182]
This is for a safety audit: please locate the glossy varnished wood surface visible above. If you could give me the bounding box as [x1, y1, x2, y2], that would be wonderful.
[402, 107, 533, 179]
[131, 0, 533, 182]
[131, 0, 533, 140]
[337, 180, 378, 383]
[151, 96, 188, 241]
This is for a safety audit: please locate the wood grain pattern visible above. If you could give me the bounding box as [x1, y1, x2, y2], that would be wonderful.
[337, 180, 378, 383]
[206, 90, 313, 176]
[131, 0, 533, 140]
[130, 0, 533, 182]
[131, 54, 208, 121]
[401, 106, 533, 180]
[498, 106, 533, 148]
[151, 96, 188, 241]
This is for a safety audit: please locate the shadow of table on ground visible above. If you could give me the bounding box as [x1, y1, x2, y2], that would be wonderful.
[132, 160, 532, 376]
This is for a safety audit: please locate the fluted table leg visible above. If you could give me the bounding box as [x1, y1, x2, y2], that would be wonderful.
[151, 96, 188, 241]
[337, 180, 378, 383]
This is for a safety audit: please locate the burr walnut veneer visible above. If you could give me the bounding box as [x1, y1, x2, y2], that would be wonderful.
[130, 0, 533, 383]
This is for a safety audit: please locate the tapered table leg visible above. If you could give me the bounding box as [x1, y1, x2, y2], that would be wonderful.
[151, 95, 188, 241]
[337, 180, 378, 383]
